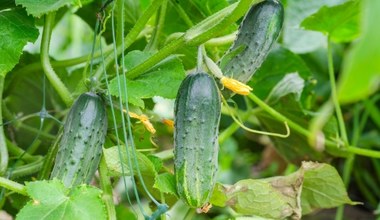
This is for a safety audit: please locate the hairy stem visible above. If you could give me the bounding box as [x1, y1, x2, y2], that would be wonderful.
[327, 39, 348, 144]
[41, 12, 73, 106]
[0, 177, 27, 196]
[99, 156, 116, 220]
[0, 76, 8, 175]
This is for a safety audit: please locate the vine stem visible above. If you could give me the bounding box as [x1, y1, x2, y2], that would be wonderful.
[0, 76, 8, 175]
[0, 176, 27, 196]
[247, 93, 380, 158]
[99, 156, 116, 220]
[127, 0, 255, 79]
[327, 38, 348, 144]
[41, 12, 73, 106]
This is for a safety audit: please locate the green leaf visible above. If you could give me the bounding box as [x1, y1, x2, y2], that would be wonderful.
[153, 173, 178, 196]
[0, 8, 38, 77]
[249, 46, 311, 100]
[109, 50, 185, 108]
[283, 0, 345, 53]
[147, 155, 163, 173]
[103, 146, 157, 179]
[15, 0, 73, 17]
[16, 179, 106, 220]
[266, 73, 305, 104]
[338, 0, 380, 104]
[301, 1, 360, 43]
[301, 162, 359, 214]
[210, 162, 356, 218]
[210, 170, 303, 219]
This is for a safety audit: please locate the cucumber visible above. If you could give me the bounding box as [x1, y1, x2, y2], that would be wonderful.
[50, 92, 107, 188]
[218, 0, 284, 89]
[174, 72, 221, 208]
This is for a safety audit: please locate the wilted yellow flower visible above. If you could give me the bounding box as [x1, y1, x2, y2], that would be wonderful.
[127, 111, 156, 134]
[220, 77, 252, 95]
[162, 119, 174, 129]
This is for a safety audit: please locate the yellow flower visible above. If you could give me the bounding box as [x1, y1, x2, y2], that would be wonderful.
[127, 111, 156, 134]
[162, 119, 174, 129]
[220, 77, 253, 95]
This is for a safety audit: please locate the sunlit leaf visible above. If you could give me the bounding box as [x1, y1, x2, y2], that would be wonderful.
[16, 180, 106, 220]
[16, 0, 74, 17]
[283, 0, 345, 53]
[0, 8, 38, 77]
[301, 1, 360, 42]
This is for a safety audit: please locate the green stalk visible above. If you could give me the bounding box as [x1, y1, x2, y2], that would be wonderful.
[8, 157, 44, 178]
[335, 104, 362, 220]
[0, 76, 8, 175]
[41, 12, 73, 106]
[327, 38, 348, 144]
[6, 139, 40, 163]
[219, 111, 251, 144]
[13, 45, 113, 79]
[99, 156, 116, 220]
[127, 37, 185, 79]
[115, 0, 124, 46]
[0, 177, 27, 196]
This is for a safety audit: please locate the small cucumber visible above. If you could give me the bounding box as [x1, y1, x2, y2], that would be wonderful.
[174, 72, 221, 208]
[219, 0, 284, 85]
[50, 92, 107, 187]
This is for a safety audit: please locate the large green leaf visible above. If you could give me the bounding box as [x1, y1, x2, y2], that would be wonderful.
[0, 8, 38, 77]
[210, 162, 356, 218]
[301, 162, 358, 214]
[338, 0, 380, 104]
[283, 0, 345, 53]
[16, 180, 106, 220]
[211, 166, 304, 219]
[15, 0, 74, 17]
[301, 1, 360, 43]
[109, 50, 185, 108]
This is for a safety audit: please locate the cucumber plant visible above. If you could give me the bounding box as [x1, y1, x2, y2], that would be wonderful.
[174, 72, 221, 209]
[50, 92, 107, 187]
[1, 0, 380, 220]
[218, 0, 284, 97]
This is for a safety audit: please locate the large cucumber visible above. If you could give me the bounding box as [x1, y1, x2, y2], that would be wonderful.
[174, 72, 221, 208]
[50, 92, 107, 188]
[219, 0, 284, 87]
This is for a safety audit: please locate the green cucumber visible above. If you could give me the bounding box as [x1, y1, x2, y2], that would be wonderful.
[219, 0, 284, 85]
[174, 72, 221, 208]
[50, 92, 107, 187]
